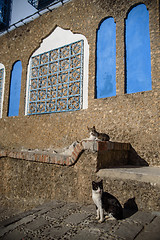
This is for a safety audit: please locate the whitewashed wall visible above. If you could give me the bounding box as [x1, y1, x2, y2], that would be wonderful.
[0, 63, 5, 118]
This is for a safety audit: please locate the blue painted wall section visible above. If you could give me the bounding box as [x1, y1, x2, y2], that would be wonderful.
[8, 61, 22, 116]
[125, 4, 152, 94]
[96, 17, 116, 98]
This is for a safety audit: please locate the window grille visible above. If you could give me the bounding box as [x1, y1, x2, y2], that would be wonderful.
[28, 0, 63, 10]
[27, 40, 84, 115]
[0, 0, 11, 30]
[0, 68, 4, 114]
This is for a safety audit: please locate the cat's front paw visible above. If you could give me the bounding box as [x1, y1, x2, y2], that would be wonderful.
[98, 218, 105, 223]
[96, 216, 100, 220]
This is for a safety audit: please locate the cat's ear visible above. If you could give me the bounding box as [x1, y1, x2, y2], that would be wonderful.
[93, 126, 96, 129]
[100, 180, 103, 185]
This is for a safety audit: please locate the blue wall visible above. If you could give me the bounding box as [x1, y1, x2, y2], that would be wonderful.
[96, 17, 116, 98]
[125, 4, 152, 94]
[8, 61, 22, 116]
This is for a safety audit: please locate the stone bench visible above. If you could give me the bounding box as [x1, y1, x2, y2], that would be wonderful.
[97, 166, 160, 211]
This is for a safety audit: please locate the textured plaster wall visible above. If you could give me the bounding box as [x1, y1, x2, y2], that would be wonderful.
[0, 0, 159, 166]
[1, 155, 159, 211]
[0, 153, 98, 210]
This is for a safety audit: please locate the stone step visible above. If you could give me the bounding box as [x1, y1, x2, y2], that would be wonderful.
[96, 166, 160, 212]
[97, 166, 160, 186]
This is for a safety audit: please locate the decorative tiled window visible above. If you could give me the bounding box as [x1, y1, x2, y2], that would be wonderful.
[27, 40, 84, 115]
[0, 68, 4, 117]
[28, 0, 63, 10]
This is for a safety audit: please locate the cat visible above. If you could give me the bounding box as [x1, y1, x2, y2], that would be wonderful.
[92, 180, 123, 223]
[87, 126, 110, 141]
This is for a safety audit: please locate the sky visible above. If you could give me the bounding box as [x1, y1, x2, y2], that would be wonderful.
[6, 0, 68, 30]
[11, 0, 36, 25]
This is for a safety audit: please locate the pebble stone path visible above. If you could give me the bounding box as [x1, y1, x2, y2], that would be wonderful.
[0, 200, 160, 240]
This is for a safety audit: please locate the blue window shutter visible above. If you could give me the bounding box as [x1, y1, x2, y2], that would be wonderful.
[125, 4, 152, 94]
[8, 61, 22, 117]
[96, 17, 116, 98]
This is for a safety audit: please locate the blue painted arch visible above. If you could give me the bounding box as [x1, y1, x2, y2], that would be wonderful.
[125, 4, 152, 94]
[96, 17, 116, 98]
[8, 60, 22, 116]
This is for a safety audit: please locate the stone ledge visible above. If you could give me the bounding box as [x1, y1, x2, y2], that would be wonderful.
[0, 141, 130, 166]
[97, 166, 160, 186]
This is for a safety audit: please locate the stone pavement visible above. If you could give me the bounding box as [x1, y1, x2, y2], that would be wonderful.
[0, 200, 160, 240]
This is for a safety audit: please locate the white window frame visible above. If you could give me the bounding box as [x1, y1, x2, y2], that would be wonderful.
[25, 26, 89, 115]
[0, 63, 5, 118]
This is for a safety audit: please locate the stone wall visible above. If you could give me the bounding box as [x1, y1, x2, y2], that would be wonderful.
[0, 154, 159, 211]
[0, 140, 130, 167]
[0, 153, 98, 211]
[0, 0, 159, 165]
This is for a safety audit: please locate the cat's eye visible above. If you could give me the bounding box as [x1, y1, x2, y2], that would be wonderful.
[92, 182, 99, 190]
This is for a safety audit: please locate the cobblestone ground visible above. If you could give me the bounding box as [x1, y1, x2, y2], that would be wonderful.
[0, 200, 160, 240]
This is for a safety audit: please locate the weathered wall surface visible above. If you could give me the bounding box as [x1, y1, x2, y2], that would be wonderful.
[0, 0, 159, 165]
[1, 155, 159, 211]
[0, 153, 98, 210]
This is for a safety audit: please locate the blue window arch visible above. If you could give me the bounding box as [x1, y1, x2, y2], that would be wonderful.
[8, 61, 22, 116]
[125, 4, 152, 94]
[96, 17, 116, 98]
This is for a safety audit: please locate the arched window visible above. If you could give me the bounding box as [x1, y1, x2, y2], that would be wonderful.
[25, 27, 89, 115]
[8, 60, 22, 116]
[96, 17, 116, 98]
[125, 4, 152, 94]
[0, 63, 5, 118]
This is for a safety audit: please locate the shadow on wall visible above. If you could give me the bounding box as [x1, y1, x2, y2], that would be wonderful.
[128, 145, 149, 166]
[123, 197, 138, 219]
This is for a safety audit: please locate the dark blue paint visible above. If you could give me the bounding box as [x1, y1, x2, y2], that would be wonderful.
[125, 4, 152, 94]
[0, 0, 11, 30]
[8, 61, 22, 116]
[96, 17, 116, 98]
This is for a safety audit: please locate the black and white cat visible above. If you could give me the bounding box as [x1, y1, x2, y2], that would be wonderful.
[87, 126, 110, 141]
[92, 180, 123, 222]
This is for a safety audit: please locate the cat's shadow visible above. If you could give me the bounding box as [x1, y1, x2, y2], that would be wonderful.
[123, 197, 138, 219]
